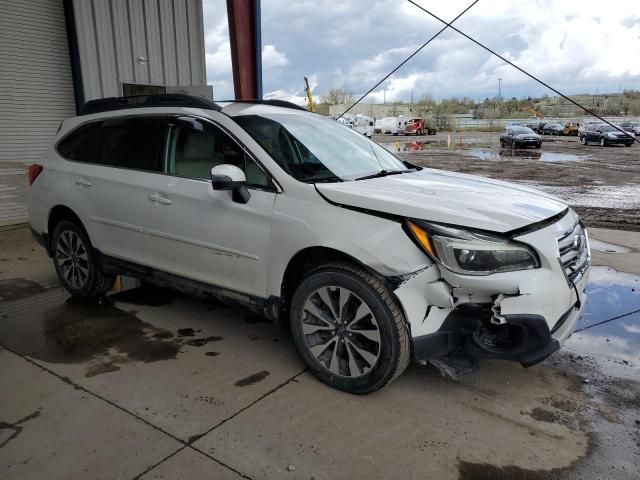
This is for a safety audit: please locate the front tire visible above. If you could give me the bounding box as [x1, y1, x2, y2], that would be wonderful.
[580, 136, 588, 145]
[600, 137, 606, 147]
[51, 220, 114, 298]
[290, 262, 410, 394]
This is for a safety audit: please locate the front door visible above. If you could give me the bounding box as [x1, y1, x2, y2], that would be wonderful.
[146, 114, 277, 297]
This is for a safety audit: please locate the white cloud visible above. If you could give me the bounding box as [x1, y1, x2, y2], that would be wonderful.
[262, 45, 289, 68]
[203, 0, 640, 102]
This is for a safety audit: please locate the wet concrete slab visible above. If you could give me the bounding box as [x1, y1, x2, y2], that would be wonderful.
[194, 364, 589, 480]
[0, 287, 305, 442]
[2, 225, 640, 479]
[0, 348, 181, 480]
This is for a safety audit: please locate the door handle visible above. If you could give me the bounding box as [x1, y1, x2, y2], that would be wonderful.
[74, 177, 92, 187]
[148, 193, 172, 205]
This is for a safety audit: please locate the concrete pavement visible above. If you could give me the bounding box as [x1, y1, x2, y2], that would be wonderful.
[1, 225, 639, 479]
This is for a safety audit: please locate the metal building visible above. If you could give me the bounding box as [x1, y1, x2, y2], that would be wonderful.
[0, 0, 210, 166]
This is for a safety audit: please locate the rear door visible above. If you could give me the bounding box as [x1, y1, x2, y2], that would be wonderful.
[146, 114, 277, 297]
[66, 116, 163, 265]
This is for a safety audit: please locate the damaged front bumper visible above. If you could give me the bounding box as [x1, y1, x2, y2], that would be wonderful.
[393, 211, 590, 368]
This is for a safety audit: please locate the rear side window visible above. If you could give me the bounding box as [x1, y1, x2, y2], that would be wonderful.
[56, 121, 102, 161]
[57, 116, 163, 172]
[98, 117, 163, 171]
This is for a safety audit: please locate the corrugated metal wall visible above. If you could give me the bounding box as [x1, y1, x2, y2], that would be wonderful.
[72, 0, 207, 101]
[0, 0, 76, 164]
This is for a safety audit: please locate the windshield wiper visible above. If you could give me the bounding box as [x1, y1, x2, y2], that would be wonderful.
[355, 169, 415, 181]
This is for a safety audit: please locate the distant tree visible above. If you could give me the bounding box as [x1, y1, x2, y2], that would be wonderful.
[320, 88, 354, 105]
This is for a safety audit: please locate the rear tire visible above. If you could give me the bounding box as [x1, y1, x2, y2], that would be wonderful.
[289, 262, 410, 394]
[51, 220, 114, 298]
[600, 137, 606, 147]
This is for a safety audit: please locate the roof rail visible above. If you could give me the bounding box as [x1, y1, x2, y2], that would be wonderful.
[80, 94, 222, 116]
[217, 99, 309, 112]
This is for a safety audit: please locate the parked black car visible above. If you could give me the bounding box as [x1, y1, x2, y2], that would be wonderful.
[500, 126, 542, 149]
[541, 123, 563, 135]
[535, 121, 547, 134]
[580, 124, 634, 147]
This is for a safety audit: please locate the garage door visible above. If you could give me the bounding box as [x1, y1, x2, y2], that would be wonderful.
[0, 0, 76, 225]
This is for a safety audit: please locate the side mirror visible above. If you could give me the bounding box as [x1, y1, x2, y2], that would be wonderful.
[211, 164, 250, 204]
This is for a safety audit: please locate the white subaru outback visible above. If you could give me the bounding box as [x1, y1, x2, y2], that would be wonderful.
[28, 95, 590, 393]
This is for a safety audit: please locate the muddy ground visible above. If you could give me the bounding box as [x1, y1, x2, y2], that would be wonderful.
[373, 132, 640, 231]
[1, 225, 640, 479]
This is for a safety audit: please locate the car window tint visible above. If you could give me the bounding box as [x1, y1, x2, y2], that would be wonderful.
[56, 121, 102, 161]
[166, 117, 271, 188]
[98, 117, 162, 171]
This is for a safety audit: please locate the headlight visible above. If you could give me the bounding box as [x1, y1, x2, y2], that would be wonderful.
[406, 220, 540, 275]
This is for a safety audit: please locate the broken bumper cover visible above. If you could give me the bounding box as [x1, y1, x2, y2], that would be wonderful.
[412, 297, 586, 367]
[393, 210, 590, 367]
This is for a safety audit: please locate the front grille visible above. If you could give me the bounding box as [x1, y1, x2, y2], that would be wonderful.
[557, 222, 590, 284]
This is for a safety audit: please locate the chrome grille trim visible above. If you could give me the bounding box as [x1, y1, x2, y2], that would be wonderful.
[557, 222, 590, 284]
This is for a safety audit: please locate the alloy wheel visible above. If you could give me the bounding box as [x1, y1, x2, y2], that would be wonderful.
[56, 230, 90, 290]
[301, 286, 381, 378]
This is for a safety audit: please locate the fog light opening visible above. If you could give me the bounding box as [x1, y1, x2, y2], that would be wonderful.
[472, 323, 526, 354]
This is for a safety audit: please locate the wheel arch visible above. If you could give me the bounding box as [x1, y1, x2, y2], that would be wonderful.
[278, 246, 392, 325]
[47, 205, 87, 254]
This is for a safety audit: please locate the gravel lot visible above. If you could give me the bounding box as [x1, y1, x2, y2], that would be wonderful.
[374, 131, 640, 231]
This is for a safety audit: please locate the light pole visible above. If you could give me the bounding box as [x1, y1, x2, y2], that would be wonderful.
[497, 78, 502, 118]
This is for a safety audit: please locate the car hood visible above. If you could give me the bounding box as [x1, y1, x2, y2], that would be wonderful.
[316, 169, 568, 233]
[515, 133, 539, 138]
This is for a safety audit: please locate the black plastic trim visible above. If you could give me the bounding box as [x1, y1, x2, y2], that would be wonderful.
[412, 306, 561, 367]
[96, 252, 277, 320]
[219, 99, 308, 112]
[81, 94, 222, 116]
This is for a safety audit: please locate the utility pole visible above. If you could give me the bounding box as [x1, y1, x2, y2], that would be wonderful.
[497, 78, 502, 118]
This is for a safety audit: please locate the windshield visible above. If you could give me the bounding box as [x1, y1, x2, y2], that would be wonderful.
[600, 125, 616, 132]
[512, 127, 535, 134]
[233, 113, 406, 182]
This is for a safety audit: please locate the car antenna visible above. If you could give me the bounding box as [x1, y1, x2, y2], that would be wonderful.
[407, 0, 638, 144]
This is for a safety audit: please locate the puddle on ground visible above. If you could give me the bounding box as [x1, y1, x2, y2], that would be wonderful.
[0, 296, 181, 366]
[588, 238, 633, 254]
[466, 148, 590, 163]
[458, 460, 571, 480]
[0, 278, 48, 302]
[568, 266, 640, 363]
[235, 370, 270, 387]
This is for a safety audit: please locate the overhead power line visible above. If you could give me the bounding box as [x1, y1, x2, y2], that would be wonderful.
[337, 0, 480, 119]
[407, 0, 639, 143]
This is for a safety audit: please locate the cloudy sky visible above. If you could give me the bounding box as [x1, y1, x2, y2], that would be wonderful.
[203, 0, 640, 105]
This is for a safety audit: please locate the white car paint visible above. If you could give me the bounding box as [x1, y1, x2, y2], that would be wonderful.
[28, 101, 590, 375]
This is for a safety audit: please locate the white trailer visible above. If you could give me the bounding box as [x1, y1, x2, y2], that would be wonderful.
[375, 116, 405, 135]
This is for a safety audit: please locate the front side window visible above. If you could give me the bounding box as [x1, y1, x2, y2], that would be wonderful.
[165, 117, 271, 188]
[233, 113, 407, 183]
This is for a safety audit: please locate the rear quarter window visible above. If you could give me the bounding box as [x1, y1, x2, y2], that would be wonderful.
[56, 121, 102, 161]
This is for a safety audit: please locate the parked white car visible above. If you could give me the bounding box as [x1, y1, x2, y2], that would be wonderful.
[28, 95, 590, 393]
